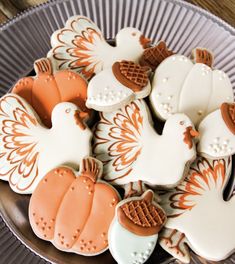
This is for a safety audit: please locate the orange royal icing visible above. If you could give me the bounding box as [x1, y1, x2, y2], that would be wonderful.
[12, 58, 90, 127]
[29, 157, 120, 255]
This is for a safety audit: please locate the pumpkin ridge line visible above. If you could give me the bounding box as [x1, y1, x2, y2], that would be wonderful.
[53, 73, 63, 102]
[70, 180, 97, 250]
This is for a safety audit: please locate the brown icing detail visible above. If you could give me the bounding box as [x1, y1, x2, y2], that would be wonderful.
[140, 41, 174, 71]
[29, 157, 120, 255]
[81, 158, 102, 182]
[191, 48, 214, 67]
[34, 58, 53, 75]
[125, 182, 139, 198]
[117, 190, 166, 236]
[112, 61, 149, 92]
[183, 126, 199, 149]
[221, 103, 235, 135]
[160, 229, 178, 246]
[74, 110, 89, 130]
[170, 233, 187, 258]
[139, 35, 151, 49]
[12, 57, 90, 128]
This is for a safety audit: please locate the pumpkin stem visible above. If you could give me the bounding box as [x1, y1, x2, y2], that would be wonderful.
[80, 157, 103, 182]
[191, 48, 214, 68]
[34, 58, 53, 75]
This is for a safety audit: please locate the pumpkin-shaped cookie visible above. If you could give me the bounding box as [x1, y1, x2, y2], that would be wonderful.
[150, 48, 233, 126]
[12, 58, 90, 127]
[29, 157, 120, 256]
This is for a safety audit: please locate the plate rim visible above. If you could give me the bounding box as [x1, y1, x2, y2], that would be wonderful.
[0, 0, 235, 35]
[0, 0, 234, 263]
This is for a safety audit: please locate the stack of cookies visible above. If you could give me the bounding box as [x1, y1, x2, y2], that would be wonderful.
[0, 15, 235, 264]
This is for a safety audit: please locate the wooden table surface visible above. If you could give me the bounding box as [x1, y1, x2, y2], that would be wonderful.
[0, 0, 235, 28]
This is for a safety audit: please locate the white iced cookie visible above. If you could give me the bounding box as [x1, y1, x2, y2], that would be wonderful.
[93, 99, 198, 187]
[159, 156, 234, 262]
[86, 61, 151, 112]
[198, 103, 235, 158]
[48, 15, 151, 80]
[108, 190, 166, 264]
[0, 94, 92, 194]
[150, 48, 233, 126]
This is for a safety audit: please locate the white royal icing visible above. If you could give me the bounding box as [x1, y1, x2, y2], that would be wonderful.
[93, 99, 197, 187]
[159, 156, 234, 262]
[48, 15, 148, 80]
[198, 108, 235, 158]
[86, 68, 151, 112]
[109, 218, 157, 264]
[0, 94, 92, 194]
[150, 54, 233, 126]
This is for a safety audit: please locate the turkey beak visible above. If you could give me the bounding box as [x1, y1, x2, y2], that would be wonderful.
[190, 129, 200, 138]
[74, 110, 89, 130]
[139, 35, 151, 49]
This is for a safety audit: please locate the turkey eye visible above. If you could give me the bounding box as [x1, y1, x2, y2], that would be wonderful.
[132, 32, 137, 36]
[180, 121, 185, 125]
[65, 108, 71, 113]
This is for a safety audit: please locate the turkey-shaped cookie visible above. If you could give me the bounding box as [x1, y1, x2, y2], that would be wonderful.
[93, 99, 198, 187]
[150, 48, 233, 126]
[48, 15, 151, 80]
[29, 157, 120, 256]
[0, 94, 91, 194]
[108, 190, 166, 264]
[198, 102, 235, 158]
[159, 156, 234, 262]
[86, 61, 151, 112]
[12, 58, 90, 127]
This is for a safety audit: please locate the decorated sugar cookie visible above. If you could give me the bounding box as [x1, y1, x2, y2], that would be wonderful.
[159, 156, 234, 262]
[198, 103, 235, 158]
[93, 99, 198, 187]
[12, 58, 90, 127]
[0, 94, 91, 194]
[86, 61, 151, 112]
[150, 48, 233, 126]
[29, 157, 120, 256]
[108, 190, 166, 264]
[48, 15, 151, 80]
[139, 41, 174, 71]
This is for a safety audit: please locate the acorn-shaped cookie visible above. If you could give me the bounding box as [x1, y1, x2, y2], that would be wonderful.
[108, 190, 166, 264]
[198, 102, 235, 158]
[86, 60, 151, 112]
[139, 41, 174, 71]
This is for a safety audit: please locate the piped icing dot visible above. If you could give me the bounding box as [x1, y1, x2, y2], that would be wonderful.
[162, 77, 168, 83]
[131, 252, 137, 257]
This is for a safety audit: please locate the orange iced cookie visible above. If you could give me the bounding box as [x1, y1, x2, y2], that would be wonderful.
[29, 157, 120, 256]
[12, 58, 90, 127]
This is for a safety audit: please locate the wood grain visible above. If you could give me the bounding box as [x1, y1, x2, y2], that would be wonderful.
[186, 0, 235, 27]
[0, 0, 235, 28]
